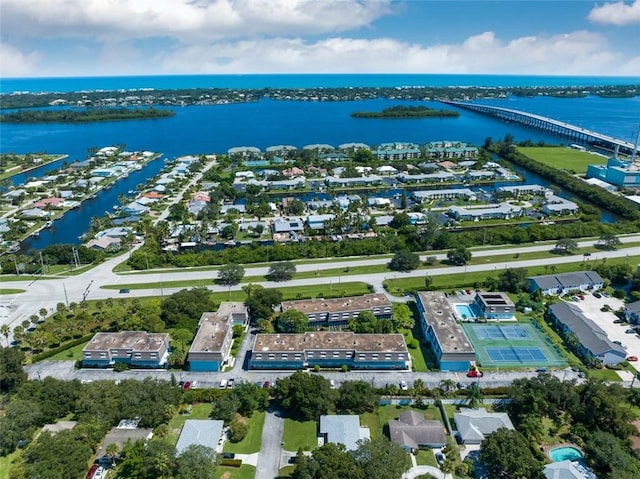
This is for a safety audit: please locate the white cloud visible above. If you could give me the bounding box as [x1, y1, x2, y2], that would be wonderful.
[0, 0, 392, 41]
[155, 30, 631, 76]
[0, 43, 40, 77]
[588, 0, 640, 26]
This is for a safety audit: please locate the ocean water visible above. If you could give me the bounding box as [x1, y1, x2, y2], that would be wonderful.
[2, 74, 638, 249]
[2, 73, 640, 93]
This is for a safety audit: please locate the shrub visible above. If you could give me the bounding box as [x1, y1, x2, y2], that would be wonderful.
[113, 362, 129, 372]
[341, 364, 349, 372]
[408, 339, 419, 349]
[229, 416, 248, 443]
[220, 459, 243, 467]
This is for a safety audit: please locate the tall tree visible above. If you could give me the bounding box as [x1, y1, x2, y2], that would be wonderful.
[267, 261, 296, 281]
[277, 309, 309, 333]
[479, 428, 543, 479]
[217, 263, 245, 295]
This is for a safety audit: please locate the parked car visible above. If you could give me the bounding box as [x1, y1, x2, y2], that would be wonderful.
[614, 319, 625, 324]
[613, 341, 626, 349]
[119, 288, 130, 294]
[219, 379, 228, 389]
[222, 453, 236, 459]
[625, 329, 635, 334]
[435, 451, 446, 466]
[263, 381, 271, 389]
[182, 381, 191, 391]
[627, 356, 638, 362]
[593, 292, 602, 298]
[227, 378, 235, 388]
[466, 370, 483, 378]
[399, 380, 409, 391]
[602, 292, 611, 298]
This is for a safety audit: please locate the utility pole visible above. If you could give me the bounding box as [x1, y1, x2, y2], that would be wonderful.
[63, 283, 69, 307]
[13, 257, 19, 276]
[39, 251, 45, 274]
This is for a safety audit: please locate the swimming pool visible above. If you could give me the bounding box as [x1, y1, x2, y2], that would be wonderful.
[455, 304, 477, 320]
[549, 446, 583, 462]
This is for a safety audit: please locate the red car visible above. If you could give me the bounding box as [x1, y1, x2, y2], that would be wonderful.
[627, 356, 638, 362]
[182, 381, 191, 391]
[466, 370, 484, 378]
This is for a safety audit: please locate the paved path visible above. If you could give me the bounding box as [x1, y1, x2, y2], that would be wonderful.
[255, 410, 285, 479]
[402, 465, 449, 479]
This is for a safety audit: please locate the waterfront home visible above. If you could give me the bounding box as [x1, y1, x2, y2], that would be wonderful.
[58, 190, 74, 199]
[90, 168, 114, 177]
[373, 142, 421, 161]
[245, 177, 306, 190]
[367, 197, 392, 208]
[282, 166, 304, 177]
[228, 146, 261, 157]
[542, 194, 579, 215]
[376, 165, 398, 175]
[374, 215, 394, 226]
[411, 188, 476, 202]
[497, 184, 548, 196]
[121, 202, 149, 216]
[97, 227, 133, 239]
[1, 189, 26, 203]
[306, 214, 335, 230]
[319, 152, 349, 162]
[220, 203, 245, 214]
[33, 198, 64, 209]
[272, 217, 305, 234]
[465, 170, 495, 180]
[425, 141, 478, 159]
[415, 292, 476, 372]
[396, 172, 455, 183]
[20, 207, 49, 219]
[547, 301, 625, 366]
[188, 200, 208, 216]
[85, 236, 122, 252]
[448, 203, 522, 221]
[324, 174, 382, 187]
[257, 169, 280, 178]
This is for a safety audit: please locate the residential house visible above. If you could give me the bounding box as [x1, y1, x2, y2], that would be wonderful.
[282, 167, 305, 177]
[448, 203, 522, 221]
[412, 188, 476, 202]
[176, 420, 224, 454]
[528, 271, 604, 296]
[33, 197, 65, 209]
[188, 302, 248, 371]
[280, 293, 392, 328]
[319, 415, 370, 451]
[388, 410, 447, 451]
[272, 217, 305, 234]
[20, 207, 49, 219]
[85, 236, 122, 252]
[82, 331, 170, 368]
[306, 214, 335, 230]
[624, 300, 640, 324]
[454, 408, 515, 444]
[542, 194, 579, 215]
[121, 201, 149, 216]
[249, 332, 410, 370]
[415, 292, 476, 371]
[497, 185, 548, 197]
[465, 170, 495, 181]
[397, 172, 456, 183]
[543, 460, 594, 479]
[324, 175, 382, 187]
[548, 301, 626, 366]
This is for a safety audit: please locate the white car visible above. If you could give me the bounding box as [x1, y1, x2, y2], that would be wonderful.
[400, 381, 408, 391]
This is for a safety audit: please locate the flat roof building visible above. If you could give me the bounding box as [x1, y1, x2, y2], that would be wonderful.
[416, 292, 475, 372]
[280, 293, 392, 328]
[473, 292, 516, 320]
[82, 331, 170, 369]
[188, 302, 248, 372]
[249, 331, 410, 370]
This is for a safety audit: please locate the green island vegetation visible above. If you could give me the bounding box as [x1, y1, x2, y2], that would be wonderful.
[0, 153, 65, 180]
[350, 105, 459, 118]
[1, 84, 637, 109]
[0, 107, 175, 123]
[517, 145, 607, 174]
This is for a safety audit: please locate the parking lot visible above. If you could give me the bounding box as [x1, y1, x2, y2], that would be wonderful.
[568, 293, 640, 372]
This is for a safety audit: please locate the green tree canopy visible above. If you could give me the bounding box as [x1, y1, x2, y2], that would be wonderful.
[388, 250, 420, 272]
[245, 287, 283, 321]
[267, 261, 296, 281]
[479, 428, 543, 479]
[277, 309, 310, 333]
[273, 371, 336, 421]
[0, 346, 27, 393]
[217, 263, 245, 287]
[446, 247, 471, 266]
[160, 287, 217, 330]
[336, 381, 379, 414]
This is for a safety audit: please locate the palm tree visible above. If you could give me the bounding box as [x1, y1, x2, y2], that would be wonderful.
[105, 443, 120, 467]
[0, 324, 10, 345]
[439, 378, 456, 395]
[466, 382, 483, 409]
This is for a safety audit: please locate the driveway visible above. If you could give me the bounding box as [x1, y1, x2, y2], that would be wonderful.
[255, 408, 285, 479]
[402, 465, 449, 479]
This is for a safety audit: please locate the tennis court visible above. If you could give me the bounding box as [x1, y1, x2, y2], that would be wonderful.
[461, 322, 567, 368]
[473, 325, 531, 340]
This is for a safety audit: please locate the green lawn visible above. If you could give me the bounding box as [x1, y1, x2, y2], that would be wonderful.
[415, 449, 438, 467]
[277, 466, 296, 478]
[588, 368, 623, 381]
[223, 411, 265, 454]
[518, 146, 606, 174]
[0, 289, 25, 294]
[46, 340, 89, 361]
[166, 403, 214, 446]
[282, 418, 318, 451]
[399, 328, 429, 373]
[215, 464, 256, 479]
[0, 448, 22, 479]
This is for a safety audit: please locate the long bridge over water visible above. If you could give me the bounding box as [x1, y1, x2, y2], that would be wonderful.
[439, 100, 639, 156]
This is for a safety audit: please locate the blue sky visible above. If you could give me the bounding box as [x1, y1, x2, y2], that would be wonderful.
[1, 0, 639, 77]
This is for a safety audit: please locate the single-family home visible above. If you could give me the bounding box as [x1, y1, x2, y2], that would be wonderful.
[454, 408, 515, 444]
[319, 415, 370, 451]
[20, 207, 49, 219]
[272, 217, 305, 234]
[85, 236, 122, 252]
[176, 420, 224, 454]
[388, 410, 447, 451]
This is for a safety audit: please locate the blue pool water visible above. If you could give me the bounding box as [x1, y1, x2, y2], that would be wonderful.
[549, 446, 583, 462]
[455, 304, 477, 320]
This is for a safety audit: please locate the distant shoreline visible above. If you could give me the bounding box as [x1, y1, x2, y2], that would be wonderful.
[351, 105, 459, 119]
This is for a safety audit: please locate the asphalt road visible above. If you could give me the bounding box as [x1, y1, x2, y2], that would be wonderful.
[256, 409, 285, 479]
[2, 234, 640, 336]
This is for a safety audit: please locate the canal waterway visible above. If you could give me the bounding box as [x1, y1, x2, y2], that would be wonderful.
[2, 93, 637, 250]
